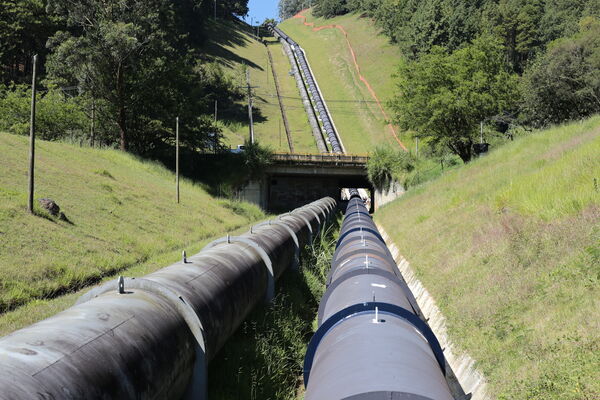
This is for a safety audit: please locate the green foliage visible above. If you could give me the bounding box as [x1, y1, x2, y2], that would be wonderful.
[367, 146, 414, 191]
[521, 17, 600, 127]
[0, 0, 61, 84]
[42, 0, 241, 156]
[0, 84, 87, 140]
[278, 0, 306, 19]
[391, 36, 520, 162]
[208, 217, 340, 399]
[313, 0, 348, 18]
[241, 140, 274, 181]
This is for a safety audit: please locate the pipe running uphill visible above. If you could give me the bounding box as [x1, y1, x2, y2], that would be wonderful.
[303, 191, 453, 400]
[269, 24, 345, 154]
[0, 197, 336, 400]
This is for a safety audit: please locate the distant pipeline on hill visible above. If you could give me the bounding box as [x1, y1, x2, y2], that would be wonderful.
[269, 23, 345, 154]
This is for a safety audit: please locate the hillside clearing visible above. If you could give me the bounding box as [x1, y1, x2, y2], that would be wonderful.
[375, 117, 600, 399]
[279, 10, 412, 153]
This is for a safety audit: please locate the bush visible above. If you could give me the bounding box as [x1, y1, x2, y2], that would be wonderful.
[314, 0, 348, 18]
[0, 85, 87, 140]
[367, 147, 414, 191]
[241, 140, 274, 181]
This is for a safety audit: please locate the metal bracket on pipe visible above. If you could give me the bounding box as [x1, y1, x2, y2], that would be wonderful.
[279, 213, 313, 244]
[77, 277, 207, 353]
[253, 220, 300, 270]
[76, 277, 209, 399]
[203, 236, 275, 302]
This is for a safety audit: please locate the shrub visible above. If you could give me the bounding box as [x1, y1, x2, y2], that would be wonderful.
[0, 85, 87, 140]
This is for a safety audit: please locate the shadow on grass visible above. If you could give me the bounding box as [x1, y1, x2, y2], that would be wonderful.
[201, 19, 264, 71]
[208, 218, 340, 400]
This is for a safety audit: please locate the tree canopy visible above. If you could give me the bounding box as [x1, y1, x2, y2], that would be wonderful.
[391, 36, 519, 162]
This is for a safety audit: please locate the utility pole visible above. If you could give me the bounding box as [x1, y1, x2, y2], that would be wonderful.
[214, 0, 216, 20]
[415, 137, 419, 158]
[176, 117, 180, 204]
[90, 100, 95, 147]
[214, 100, 218, 123]
[28, 54, 38, 214]
[247, 70, 254, 143]
[237, 68, 258, 144]
[480, 121, 484, 144]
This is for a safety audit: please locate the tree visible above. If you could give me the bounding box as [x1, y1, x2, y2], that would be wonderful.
[46, 0, 171, 151]
[391, 35, 520, 162]
[314, 0, 348, 18]
[521, 17, 600, 127]
[0, 0, 60, 84]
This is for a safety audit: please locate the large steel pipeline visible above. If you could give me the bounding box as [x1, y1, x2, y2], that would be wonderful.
[0, 197, 336, 400]
[303, 192, 453, 400]
[279, 36, 328, 153]
[269, 24, 345, 154]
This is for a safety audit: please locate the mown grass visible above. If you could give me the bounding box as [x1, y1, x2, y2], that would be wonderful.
[279, 10, 411, 153]
[0, 132, 265, 320]
[201, 19, 316, 152]
[208, 217, 340, 399]
[375, 116, 600, 399]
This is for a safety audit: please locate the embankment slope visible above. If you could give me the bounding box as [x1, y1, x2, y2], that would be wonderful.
[0, 132, 264, 332]
[376, 117, 600, 399]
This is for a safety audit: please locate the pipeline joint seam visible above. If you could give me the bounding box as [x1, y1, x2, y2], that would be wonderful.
[279, 212, 313, 243]
[76, 277, 207, 355]
[204, 236, 275, 302]
[318, 269, 421, 324]
[335, 227, 385, 249]
[303, 302, 446, 386]
[253, 220, 300, 270]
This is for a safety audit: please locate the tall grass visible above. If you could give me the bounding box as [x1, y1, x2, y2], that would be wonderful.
[375, 117, 600, 399]
[208, 217, 340, 399]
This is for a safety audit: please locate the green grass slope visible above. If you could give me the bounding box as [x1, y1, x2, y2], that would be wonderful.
[375, 117, 600, 399]
[202, 19, 317, 153]
[279, 9, 411, 153]
[0, 132, 265, 319]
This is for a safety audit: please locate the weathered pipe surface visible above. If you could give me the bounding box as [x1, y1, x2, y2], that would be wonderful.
[304, 194, 453, 400]
[0, 197, 336, 400]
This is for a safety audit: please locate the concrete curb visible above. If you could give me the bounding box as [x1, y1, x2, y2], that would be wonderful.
[377, 224, 490, 400]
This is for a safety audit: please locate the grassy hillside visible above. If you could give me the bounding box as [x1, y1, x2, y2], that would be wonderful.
[0, 132, 265, 323]
[375, 117, 600, 399]
[279, 9, 411, 153]
[202, 19, 317, 153]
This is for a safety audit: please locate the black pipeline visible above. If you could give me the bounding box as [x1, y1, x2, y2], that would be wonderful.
[303, 191, 453, 399]
[0, 197, 336, 399]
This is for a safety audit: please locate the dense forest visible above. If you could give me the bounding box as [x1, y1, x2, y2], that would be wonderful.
[0, 0, 250, 157]
[279, 0, 600, 162]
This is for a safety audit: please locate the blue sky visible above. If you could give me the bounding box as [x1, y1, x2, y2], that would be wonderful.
[243, 0, 280, 24]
